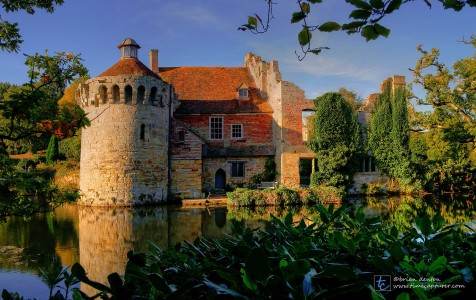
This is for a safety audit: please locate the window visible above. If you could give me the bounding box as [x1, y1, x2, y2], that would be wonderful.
[137, 85, 145, 104]
[125, 85, 132, 103]
[363, 156, 376, 172]
[238, 89, 248, 98]
[178, 130, 185, 141]
[112, 85, 120, 103]
[140, 124, 145, 140]
[231, 124, 243, 139]
[210, 117, 223, 140]
[231, 162, 245, 178]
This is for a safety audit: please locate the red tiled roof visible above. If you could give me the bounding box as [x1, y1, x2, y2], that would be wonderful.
[160, 67, 255, 100]
[159, 66, 272, 113]
[98, 58, 161, 79]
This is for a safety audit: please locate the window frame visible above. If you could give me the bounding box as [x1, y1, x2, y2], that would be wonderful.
[209, 116, 224, 140]
[238, 89, 248, 98]
[231, 161, 245, 178]
[231, 124, 243, 140]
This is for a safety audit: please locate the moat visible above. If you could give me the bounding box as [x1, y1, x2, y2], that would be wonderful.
[0, 195, 475, 298]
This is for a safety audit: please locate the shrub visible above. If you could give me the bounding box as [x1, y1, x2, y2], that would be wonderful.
[46, 136, 59, 164]
[59, 134, 81, 161]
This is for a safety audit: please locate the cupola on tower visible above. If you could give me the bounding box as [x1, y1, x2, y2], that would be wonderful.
[76, 38, 175, 206]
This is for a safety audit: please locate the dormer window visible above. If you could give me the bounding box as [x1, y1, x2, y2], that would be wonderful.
[238, 89, 248, 98]
[236, 83, 249, 99]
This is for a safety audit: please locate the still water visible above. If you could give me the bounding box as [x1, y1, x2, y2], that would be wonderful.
[0, 195, 475, 298]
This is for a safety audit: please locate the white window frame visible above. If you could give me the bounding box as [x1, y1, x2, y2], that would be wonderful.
[231, 124, 243, 139]
[209, 116, 224, 140]
[231, 161, 245, 178]
[238, 89, 248, 98]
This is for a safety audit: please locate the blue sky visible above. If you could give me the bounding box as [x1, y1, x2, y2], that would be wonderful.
[0, 0, 474, 101]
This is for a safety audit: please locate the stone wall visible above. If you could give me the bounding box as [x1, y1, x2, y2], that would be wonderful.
[171, 160, 203, 198]
[77, 75, 172, 206]
[245, 53, 315, 187]
[202, 156, 270, 192]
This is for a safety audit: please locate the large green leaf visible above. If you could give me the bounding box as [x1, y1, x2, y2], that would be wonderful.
[346, 0, 373, 10]
[370, 0, 385, 9]
[298, 27, 312, 46]
[415, 215, 432, 237]
[361, 25, 379, 41]
[349, 9, 372, 20]
[291, 11, 306, 23]
[318, 22, 341, 32]
[374, 23, 390, 38]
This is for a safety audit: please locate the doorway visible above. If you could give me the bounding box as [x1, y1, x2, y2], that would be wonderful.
[214, 168, 226, 191]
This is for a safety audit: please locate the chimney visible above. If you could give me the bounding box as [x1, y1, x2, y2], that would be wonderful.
[149, 49, 159, 74]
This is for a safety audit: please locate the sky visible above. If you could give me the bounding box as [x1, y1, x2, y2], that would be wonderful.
[0, 0, 475, 101]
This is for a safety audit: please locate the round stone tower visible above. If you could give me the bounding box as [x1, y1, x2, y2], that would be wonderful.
[76, 38, 174, 206]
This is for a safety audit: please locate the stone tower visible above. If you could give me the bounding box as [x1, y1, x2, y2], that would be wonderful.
[76, 38, 175, 206]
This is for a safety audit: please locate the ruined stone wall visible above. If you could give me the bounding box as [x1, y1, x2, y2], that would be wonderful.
[280, 82, 315, 187]
[202, 156, 269, 192]
[77, 75, 171, 206]
[245, 53, 315, 187]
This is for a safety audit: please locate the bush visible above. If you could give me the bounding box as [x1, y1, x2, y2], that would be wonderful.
[58, 133, 81, 161]
[46, 136, 59, 164]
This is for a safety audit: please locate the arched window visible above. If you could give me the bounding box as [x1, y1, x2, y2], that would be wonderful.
[140, 124, 145, 140]
[112, 85, 120, 103]
[83, 85, 90, 100]
[99, 85, 107, 105]
[137, 85, 145, 104]
[149, 86, 158, 104]
[125, 85, 133, 103]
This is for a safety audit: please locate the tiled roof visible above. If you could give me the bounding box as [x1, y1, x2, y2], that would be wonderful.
[160, 66, 272, 114]
[175, 88, 273, 114]
[98, 58, 161, 79]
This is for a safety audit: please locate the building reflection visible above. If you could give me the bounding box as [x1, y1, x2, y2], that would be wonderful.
[77, 205, 236, 295]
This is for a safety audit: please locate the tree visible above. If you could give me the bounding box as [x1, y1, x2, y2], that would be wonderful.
[308, 92, 362, 189]
[367, 80, 413, 184]
[240, 0, 476, 59]
[410, 35, 476, 140]
[405, 36, 476, 192]
[0, 0, 64, 52]
[0, 51, 87, 221]
[46, 135, 59, 164]
[0, 51, 88, 148]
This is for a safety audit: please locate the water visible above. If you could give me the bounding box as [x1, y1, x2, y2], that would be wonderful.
[0, 195, 474, 298]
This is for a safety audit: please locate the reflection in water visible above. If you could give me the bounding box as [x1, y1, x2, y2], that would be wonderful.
[0, 194, 475, 297]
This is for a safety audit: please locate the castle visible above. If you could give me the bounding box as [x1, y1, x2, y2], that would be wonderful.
[76, 38, 400, 206]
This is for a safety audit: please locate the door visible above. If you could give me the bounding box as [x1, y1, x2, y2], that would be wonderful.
[215, 168, 226, 190]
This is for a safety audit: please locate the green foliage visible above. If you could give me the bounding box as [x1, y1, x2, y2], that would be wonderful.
[368, 80, 413, 185]
[58, 133, 81, 161]
[0, 51, 88, 148]
[309, 92, 362, 189]
[9, 204, 475, 299]
[227, 186, 342, 207]
[46, 135, 59, 164]
[0, 0, 65, 52]
[240, 0, 475, 59]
